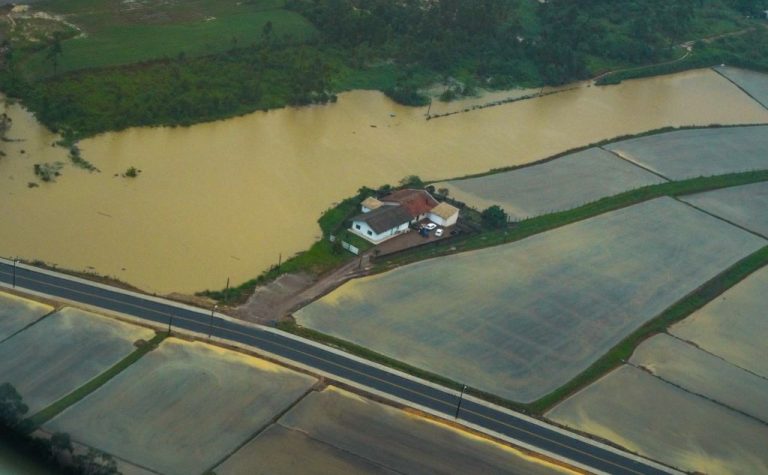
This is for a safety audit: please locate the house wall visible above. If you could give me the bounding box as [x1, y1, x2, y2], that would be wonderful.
[350, 220, 410, 243]
[428, 211, 458, 227]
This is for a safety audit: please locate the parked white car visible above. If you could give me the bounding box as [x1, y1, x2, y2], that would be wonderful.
[425, 223, 437, 230]
[435, 228, 444, 237]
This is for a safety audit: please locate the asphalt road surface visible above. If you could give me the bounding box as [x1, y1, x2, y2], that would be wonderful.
[0, 260, 674, 475]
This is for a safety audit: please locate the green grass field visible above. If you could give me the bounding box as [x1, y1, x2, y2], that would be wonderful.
[22, 0, 316, 78]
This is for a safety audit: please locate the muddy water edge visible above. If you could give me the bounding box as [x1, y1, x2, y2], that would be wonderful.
[1, 68, 767, 295]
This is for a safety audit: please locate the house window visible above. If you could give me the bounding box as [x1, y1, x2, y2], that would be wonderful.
[367, 230, 373, 236]
[355, 224, 361, 230]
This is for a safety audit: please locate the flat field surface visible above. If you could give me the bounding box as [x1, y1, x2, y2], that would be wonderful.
[0, 291, 52, 341]
[605, 125, 768, 180]
[0, 307, 152, 414]
[217, 387, 571, 475]
[670, 266, 768, 379]
[715, 66, 768, 109]
[547, 365, 768, 475]
[24, 0, 316, 76]
[295, 198, 765, 402]
[437, 148, 666, 219]
[630, 333, 768, 423]
[681, 181, 768, 237]
[47, 339, 316, 475]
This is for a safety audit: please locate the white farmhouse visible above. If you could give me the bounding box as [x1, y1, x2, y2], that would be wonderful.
[350, 205, 413, 243]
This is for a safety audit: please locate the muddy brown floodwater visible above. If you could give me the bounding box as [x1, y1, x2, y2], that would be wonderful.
[1, 68, 767, 294]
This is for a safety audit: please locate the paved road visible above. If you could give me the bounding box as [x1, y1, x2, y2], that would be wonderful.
[0, 260, 674, 475]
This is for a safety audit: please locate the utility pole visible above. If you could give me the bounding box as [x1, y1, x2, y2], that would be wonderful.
[208, 304, 218, 339]
[11, 258, 18, 288]
[167, 313, 174, 334]
[454, 384, 467, 420]
[224, 277, 230, 306]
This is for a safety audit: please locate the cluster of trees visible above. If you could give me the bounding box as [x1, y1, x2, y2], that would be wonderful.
[1, 26, 338, 137]
[0, 383, 120, 475]
[1, 0, 766, 136]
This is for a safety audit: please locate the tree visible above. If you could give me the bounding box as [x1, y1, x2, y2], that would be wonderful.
[481, 205, 509, 229]
[74, 448, 119, 475]
[0, 382, 28, 428]
[46, 34, 64, 73]
[50, 431, 73, 460]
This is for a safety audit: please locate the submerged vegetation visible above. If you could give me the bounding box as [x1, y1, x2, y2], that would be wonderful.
[0, 0, 766, 137]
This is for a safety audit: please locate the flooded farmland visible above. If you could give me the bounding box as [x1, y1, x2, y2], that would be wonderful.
[547, 365, 768, 475]
[1, 68, 768, 294]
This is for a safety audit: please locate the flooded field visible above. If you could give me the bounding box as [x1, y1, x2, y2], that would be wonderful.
[716, 66, 768, 108]
[0, 290, 52, 341]
[631, 333, 768, 423]
[217, 386, 572, 475]
[547, 365, 768, 475]
[47, 339, 316, 475]
[671, 266, 768, 379]
[295, 198, 765, 402]
[681, 181, 768, 237]
[2, 69, 767, 294]
[605, 125, 768, 180]
[437, 147, 666, 218]
[0, 307, 153, 414]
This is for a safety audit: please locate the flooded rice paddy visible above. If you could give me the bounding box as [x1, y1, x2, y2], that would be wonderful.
[437, 147, 666, 218]
[630, 333, 768, 423]
[604, 124, 768, 180]
[217, 386, 573, 475]
[0, 306, 153, 414]
[716, 66, 768, 108]
[295, 198, 766, 402]
[0, 290, 52, 341]
[547, 365, 768, 475]
[670, 265, 768, 379]
[2, 69, 768, 294]
[47, 338, 316, 475]
[681, 181, 768, 237]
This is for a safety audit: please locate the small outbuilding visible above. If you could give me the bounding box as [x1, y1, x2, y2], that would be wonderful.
[361, 196, 384, 213]
[427, 202, 460, 227]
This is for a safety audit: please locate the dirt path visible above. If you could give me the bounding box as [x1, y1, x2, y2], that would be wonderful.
[235, 252, 373, 325]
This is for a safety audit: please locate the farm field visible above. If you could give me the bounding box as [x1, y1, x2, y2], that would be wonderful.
[681, 181, 768, 237]
[295, 197, 766, 402]
[0, 291, 52, 341]
[605, 125, 768, 180]
[670, 265, 768, 379]
[630, 333, 768, 423]
[546, 365, 768, 475]
[46, 339, 316, 475]
[436, 148, 666, 219]
[216, 387, 572, 475]
[0, 307, 153, 414]
[715, 66, 768, 109]
[19, 0, 316, 77]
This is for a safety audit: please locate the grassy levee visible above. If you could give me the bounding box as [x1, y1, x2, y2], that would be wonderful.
[379, 170, 768, 271]
[25, 331, 166, 429]
[530, 245, 768, 414]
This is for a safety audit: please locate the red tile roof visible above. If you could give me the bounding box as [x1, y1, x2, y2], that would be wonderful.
[381, 189, 438, 218]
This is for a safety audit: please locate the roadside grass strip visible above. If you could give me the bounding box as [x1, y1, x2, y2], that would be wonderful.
[530, 244, 768, 413]
[26, 332, 166, 429]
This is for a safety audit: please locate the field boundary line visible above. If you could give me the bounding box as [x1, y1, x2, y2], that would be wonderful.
[205, 386, 317, 474]
[26, 332, 167, 428]
[712, 67, 768, 111]
[675, 196, 768, 240]
[628, 361, 768, 427]
[666, 333, 768, 384]
[0, 307, 60, 345]
[600, 147, 672, 181]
